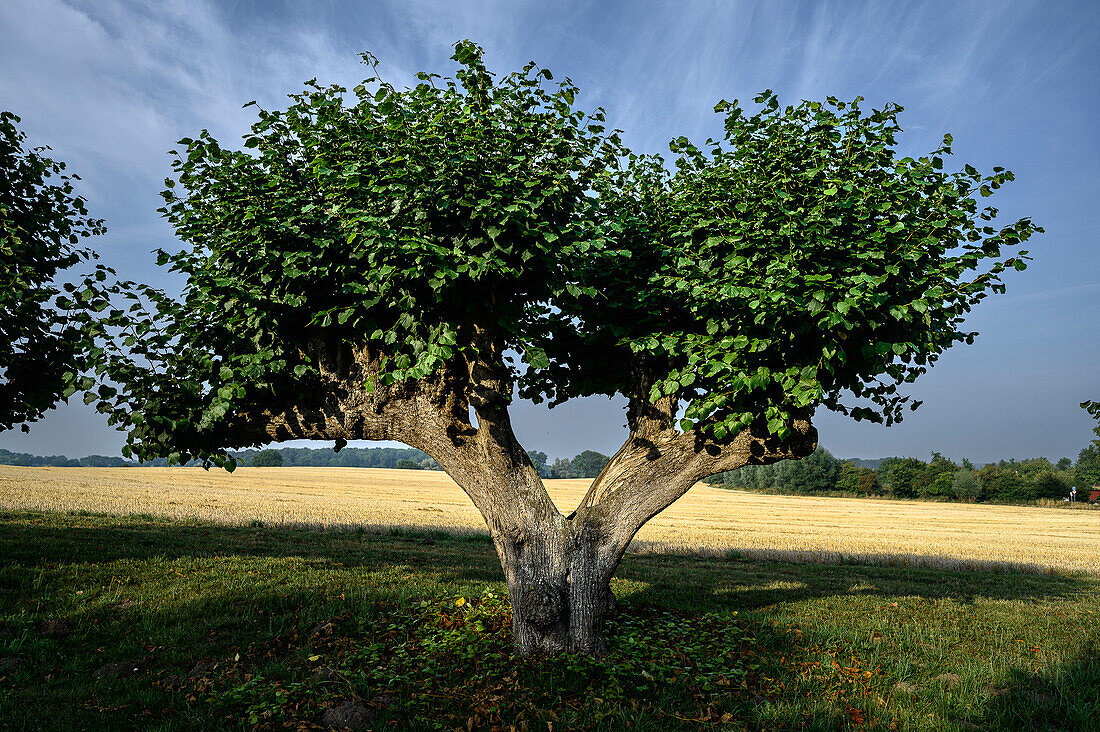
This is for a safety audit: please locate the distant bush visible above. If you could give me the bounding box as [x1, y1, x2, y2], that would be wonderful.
[395, 459, 422, 470]
[251, 449, 284, 467]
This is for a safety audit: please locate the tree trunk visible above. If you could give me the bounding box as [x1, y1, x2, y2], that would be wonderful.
[490, 513, 618, 656]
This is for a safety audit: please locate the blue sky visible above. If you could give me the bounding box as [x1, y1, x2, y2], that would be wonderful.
[1, 0, 1098, 463]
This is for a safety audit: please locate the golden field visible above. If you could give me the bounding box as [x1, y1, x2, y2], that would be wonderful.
[1, 464, 1097, 574]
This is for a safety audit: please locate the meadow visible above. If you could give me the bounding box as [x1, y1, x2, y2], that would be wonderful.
[2, 466, 1099, 730]
[1, 465, 1099, 574]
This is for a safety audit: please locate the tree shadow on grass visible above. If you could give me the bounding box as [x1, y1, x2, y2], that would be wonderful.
[1, 512, 1097, 730]
[614, 550, 1091, 613]
[968, 643, 1100, 730]
[0, 511, 1091, 611]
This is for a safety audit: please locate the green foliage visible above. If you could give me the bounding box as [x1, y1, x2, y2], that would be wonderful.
[81, 44, 1038, 467]
[0, 111, 106, 433]
[526, 450, 550, 478]
[878, 457, 927, 498]
[836, 462, 882, 495]
[394, 458, 422, 470]
[534, 90, 1041, 441]
[1074, 444, 1100, 488]
[570, 450, 611, 478]
[952, 469, 982, 502]
[976, 459, 1074, 502]
[922, 452, 958, 498]
[709, 445, 841, 494]
[250, 449, 283, 467]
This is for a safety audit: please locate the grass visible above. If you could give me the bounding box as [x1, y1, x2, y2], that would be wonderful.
[1, 511, 1098, 730]
[3, 465, 1100, 574]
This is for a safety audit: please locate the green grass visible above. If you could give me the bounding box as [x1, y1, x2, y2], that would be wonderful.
[0, 511, 1097, 731]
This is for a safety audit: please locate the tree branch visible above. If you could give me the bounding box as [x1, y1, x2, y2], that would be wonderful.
[576, 410, 816, 554]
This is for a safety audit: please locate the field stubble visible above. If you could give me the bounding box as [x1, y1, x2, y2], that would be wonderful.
[1, 465, 1097, 574]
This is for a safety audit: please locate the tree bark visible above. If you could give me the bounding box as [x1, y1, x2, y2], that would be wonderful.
[489, 508, 619, 655]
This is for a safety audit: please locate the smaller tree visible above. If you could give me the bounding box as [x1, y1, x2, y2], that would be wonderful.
[951, 469, 981, 502]
[1078, 401, 1100, 487]
[878, 457, 927, 498]
[0, 111, 106, 432]
[527, 450, 550, 478]
[923, 452, 958, 498]
[549, 458, 576, 479]
[395, 458, 422, 470]
[570, 450, 611, 479]
[251, 449, 284, 467]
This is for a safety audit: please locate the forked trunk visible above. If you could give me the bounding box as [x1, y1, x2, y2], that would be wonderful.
[491, 515, 619, 656]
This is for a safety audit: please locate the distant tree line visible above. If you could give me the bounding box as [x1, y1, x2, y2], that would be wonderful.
[230, 446, 441, 469]
[706, 446, 1100, 504]
[523, 450, 611, 479]
[0, 448, 131, 467]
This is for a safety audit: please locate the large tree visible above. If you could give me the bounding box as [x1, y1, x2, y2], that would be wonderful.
[0, 111, 106, 432]
[87, 43, 1039, 655]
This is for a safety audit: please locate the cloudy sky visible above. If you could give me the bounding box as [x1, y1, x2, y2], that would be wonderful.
[1, 0, 1098, 463]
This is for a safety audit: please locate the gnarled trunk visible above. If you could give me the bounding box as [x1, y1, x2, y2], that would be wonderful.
[490, 512, 619, 656]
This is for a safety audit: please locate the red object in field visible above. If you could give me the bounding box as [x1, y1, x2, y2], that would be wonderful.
[1089, 489, 1100, 503]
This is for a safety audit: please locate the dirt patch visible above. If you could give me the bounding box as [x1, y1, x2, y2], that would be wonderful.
[189, 660, 220, 676]
[38, 619, 72, 636]
[95, 661, 142, 679]
[933, 673, 961, 688]
[320, 701, 375, 730]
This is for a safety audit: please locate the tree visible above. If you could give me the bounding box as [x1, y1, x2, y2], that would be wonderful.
[836, 462, 881, 495]
[250, 449, 283, 467]
[1078, 401, 1100, 487]
[0, 111, 106, 432]
[878, 457, 927, 499]
[922, 452, 958, 498]
[395, 458, 422, 470]
[527, 450, 550, 478]
[951, 469, 981, 502]
[86, 43, 1038, 655]
[570, 450, 611, 479]
[549, 458, 576, 479]
[783, 445, 841, 493]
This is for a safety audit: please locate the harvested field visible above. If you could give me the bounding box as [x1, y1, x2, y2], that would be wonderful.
[1, 464, 1097, 573]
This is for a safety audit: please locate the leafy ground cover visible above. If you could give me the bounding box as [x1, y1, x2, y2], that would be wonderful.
[0, 511, 1097, 730]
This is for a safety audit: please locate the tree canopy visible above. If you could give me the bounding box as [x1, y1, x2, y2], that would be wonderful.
[0, 111, 106, 432]
[84, 42, 1038, 471]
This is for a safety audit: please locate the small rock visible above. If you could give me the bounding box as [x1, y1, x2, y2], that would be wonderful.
[95, 661, 141, 679]
[38, 619, 72, 636]
[320, 701, 375, 730]
[934, 673, 961, 688]
[0, 656, 22, 673]
[894, 681, 920, 695]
